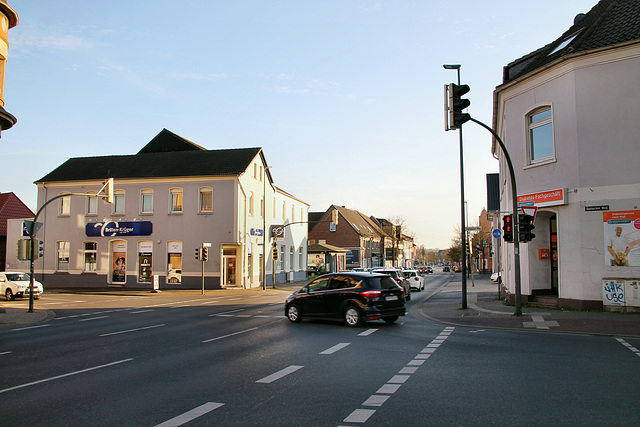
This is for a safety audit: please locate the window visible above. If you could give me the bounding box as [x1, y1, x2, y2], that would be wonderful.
[199, 187, 213, 213]
[249, 192, 254, 216]
[527, 106, 554, 164]
[86, 192, 98, 215]
[260, 196, 264, 218]
[57, 241, 70, 271]
[114, 190, 125, 214]
[254, 163, 258, 179]
[59, 194, 70, 216]
[84, 242, 97, 272]
[290, 246, 294, 270]
[282, 201, 286, 221]
[170, 188, 183, 213]
[299, 247, 303, 270]
[291, 204, 295, 222]
[141, 189, 153, 214]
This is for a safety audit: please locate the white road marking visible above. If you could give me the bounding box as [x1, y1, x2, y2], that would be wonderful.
[0, 351, 12, 356]
[202, 327, 258, 343]
[209, 309, 245, 317]
[154, 402, 225, 427]
[362, 395, 389, 407]
[358, 329, 378, 336]
[11, 324, 50, 332]
[343, 409, 376, 423]
[79, 316, 109, 322]
[320, 343, 350, 355]
[256, 365, 303, 384]
[0, 358, 133, 394]
[99, 324, 165, 337]
[130, 310, 154, 314]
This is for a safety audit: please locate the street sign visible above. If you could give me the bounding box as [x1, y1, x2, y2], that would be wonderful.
[492, 229, 502, 239]
[467, 226, 481, 232]
[22, 220, 43, 236]
[521, 206, 538, 221]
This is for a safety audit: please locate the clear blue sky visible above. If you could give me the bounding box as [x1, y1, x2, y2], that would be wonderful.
[1, 0, 598, 249]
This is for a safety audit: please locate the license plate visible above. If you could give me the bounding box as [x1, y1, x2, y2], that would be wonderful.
[385, 295, 398, 301]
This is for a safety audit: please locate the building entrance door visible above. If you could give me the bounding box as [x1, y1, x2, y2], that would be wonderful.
[549, 214, 559, 295]
[223, 254, 237, 287]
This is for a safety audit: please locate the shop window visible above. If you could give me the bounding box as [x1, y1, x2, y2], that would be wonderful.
[114, 190, 125, 214]
[57, 241, 70, 271]
[86, 192, 98, 215]
[59, 194, 71, 216]
[170, 188, 183, 213]
[137, 241, 153, 284]
[141, 189, 153, 214]
[167, 241, 183, 284]
[83, 242, 97, 272]
[199, 187, 213, 213]
[527, 106, 554, 164]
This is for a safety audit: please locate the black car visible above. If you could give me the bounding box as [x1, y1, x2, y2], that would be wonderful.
[443, 266, 450, 272]
[284, 272, 406, 327]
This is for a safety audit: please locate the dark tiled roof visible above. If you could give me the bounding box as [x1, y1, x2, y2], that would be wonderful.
[137, 128, 206, 154]
[36, 130, 262, 183]
[503, 0, 640, 84]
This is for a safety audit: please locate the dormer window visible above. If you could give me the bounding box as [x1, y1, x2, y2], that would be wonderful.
[548, 30, 582, 56]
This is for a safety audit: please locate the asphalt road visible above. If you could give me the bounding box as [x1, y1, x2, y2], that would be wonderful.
[1, 272, 639, 426]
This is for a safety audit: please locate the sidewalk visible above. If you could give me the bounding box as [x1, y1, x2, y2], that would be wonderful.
[3, 275, 640, 337]
[419, 273, 640, 338]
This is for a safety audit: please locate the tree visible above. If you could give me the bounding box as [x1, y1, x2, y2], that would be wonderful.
[447, 225, 462, 264]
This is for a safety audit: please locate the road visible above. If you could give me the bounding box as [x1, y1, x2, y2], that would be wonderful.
[1, 272, 639, 426]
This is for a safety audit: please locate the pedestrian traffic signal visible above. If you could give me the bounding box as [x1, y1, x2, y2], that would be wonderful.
[448, 83, 471, 129]
[502, 214, 513, 242]
[195, 247, 202, 261]
[518, 214, 536, 242]
[202, 247, 209, 262]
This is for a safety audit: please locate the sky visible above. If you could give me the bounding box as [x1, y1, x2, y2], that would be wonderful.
[0, 0, 599, 249]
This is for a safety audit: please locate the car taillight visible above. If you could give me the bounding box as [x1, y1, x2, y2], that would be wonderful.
[361, 290, 382, 298]
[394, 278, 401, 284]
[414, 277, 419, 281]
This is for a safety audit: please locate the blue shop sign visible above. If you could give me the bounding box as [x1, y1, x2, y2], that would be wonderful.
[86, 221, 153, 237]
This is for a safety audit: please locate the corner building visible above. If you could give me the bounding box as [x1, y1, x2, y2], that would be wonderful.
[33, 129, 308, 290]
[492, 0, 640, 310]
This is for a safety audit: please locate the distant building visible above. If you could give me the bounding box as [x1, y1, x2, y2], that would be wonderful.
[492, 0, 640, 309]
[12, 129, 307, 289]
[0, 192, 34, 270]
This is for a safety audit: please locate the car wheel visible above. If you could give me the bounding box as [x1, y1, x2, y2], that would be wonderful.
[5, 289, 14, 301]
[344, 306, 362, 327]
[286, 304, 302, 323]
[382, 315, 399, 323]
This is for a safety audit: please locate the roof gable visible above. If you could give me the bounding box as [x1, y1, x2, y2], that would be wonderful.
[137, 128, 206, 154]
[0, 192, 34, 235]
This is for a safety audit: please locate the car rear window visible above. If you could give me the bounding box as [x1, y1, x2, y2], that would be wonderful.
[366, 276, 400, 290]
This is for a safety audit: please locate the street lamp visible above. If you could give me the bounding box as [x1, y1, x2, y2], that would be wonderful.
[443, 63, 468, 309]
[262, 165, 272, 290]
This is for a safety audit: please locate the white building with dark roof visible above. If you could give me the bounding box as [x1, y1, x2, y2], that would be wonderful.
[492, 0, 640, 310]
[24, 129, 308, 289]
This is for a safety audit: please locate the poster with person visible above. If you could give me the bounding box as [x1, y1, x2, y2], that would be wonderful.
[603, 211, 640, 267]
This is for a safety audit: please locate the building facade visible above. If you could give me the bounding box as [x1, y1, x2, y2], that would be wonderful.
[9, 129, 307, 290]
[492, 0, 640, 309]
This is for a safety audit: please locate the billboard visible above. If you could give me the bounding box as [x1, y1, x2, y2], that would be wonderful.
[603, 210, 640, 267]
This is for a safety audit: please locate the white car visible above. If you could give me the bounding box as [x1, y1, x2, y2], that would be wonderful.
[403, 269, 424, 291]
[0, 272, 43, 301]
[490, 272, 502, 283]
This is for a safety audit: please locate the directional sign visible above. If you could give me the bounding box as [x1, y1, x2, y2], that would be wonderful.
[492, 229, 502, 239]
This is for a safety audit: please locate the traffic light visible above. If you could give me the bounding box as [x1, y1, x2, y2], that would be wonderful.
[202, 247, 209, 262]
[17, 239, 31, 260]
[502, 214, 513, 242]
[272, 246, 279, 260]
[195, 247, 202, 261]
[102, 178, 114, 204]
[448, 83, 471, 129]
[38, 240, 44, 259]
[519, 214, 536, 242]
[465, 241, 470, 255]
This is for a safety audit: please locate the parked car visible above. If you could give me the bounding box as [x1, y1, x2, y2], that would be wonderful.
[443, 266, 450, 272]
[370, 268, 411, 301]
[426, 266, 433, 274]
[403, 269, 424, 291]
[284, 272, 406, 327]
[307, 266, 319, 277]
[0, 272, 43, 301]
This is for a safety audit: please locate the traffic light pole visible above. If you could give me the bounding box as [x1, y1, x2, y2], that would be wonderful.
[469, 117, 522, 316]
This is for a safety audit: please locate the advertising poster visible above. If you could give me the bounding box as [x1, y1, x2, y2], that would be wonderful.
[138, 241, 153, 283]
[112, 242, 127, 283]
[167, 241, 183, 284]
[603, 210, 640, 267]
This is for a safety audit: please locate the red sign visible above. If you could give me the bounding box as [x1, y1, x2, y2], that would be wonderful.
[518, 188, 566, 207]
